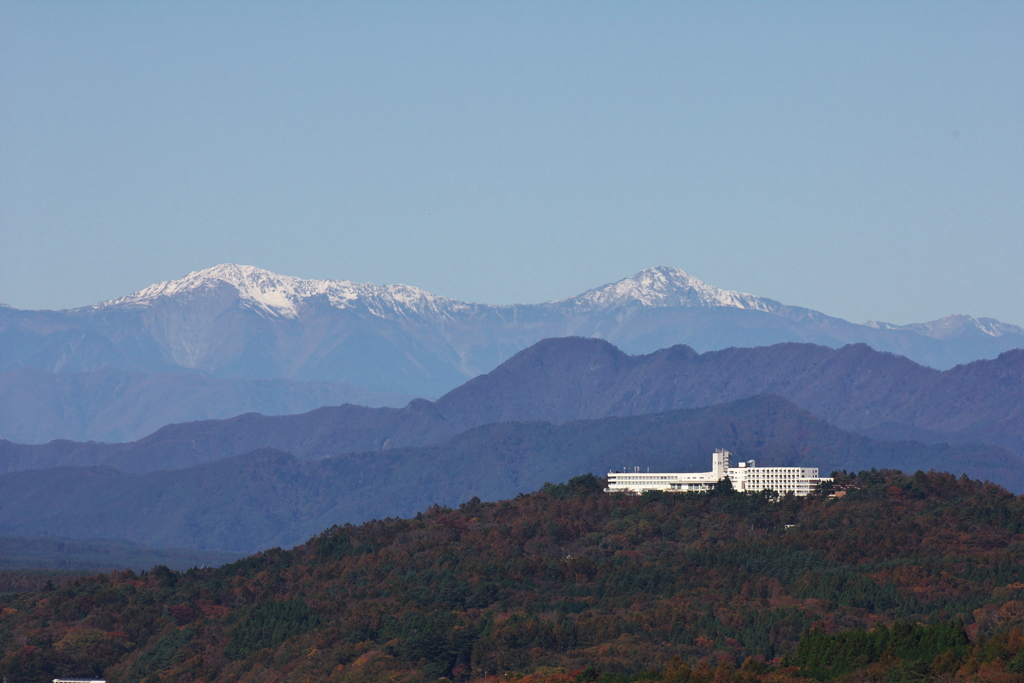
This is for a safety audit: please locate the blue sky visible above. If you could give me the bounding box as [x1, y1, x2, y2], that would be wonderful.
[1, 1, 1022, 325]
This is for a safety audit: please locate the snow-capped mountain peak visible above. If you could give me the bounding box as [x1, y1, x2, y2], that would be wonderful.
[864, 314, 1024, 340]
[561, 266, 781, 312]
[92, 263, 787, 324]
[96, 264, 461, 319]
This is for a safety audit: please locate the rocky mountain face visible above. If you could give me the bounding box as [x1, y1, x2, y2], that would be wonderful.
[2, 264, 1023, 443]
[4, 338, 1023, 479]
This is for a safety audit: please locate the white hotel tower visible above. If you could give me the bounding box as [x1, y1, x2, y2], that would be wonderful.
[606, 449, 830, 497]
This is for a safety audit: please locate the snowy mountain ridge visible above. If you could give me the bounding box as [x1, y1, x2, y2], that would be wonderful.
[95, 263, 469, 320]
[864, 314, 1024, 340]
[92, 263, 777, 320]
[4, 262, 1024, 445]
[51, 263, 1024, 343]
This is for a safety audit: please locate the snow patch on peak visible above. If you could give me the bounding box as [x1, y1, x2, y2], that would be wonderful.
[561, 266, 780, 312]
[98, 264, 319, 318]
[95, 264, 464, 320]
[865, 315, 1024, 340]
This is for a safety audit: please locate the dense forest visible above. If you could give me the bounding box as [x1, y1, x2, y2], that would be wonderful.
[3, 470, 1024, 681]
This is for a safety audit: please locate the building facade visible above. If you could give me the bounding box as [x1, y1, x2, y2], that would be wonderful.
[606, 449, 830, 497]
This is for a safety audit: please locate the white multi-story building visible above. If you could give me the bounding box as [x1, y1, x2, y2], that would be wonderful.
[606, 449, 831, 497]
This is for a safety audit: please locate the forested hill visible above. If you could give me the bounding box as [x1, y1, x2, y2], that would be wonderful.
[4, 471, 1024, 681]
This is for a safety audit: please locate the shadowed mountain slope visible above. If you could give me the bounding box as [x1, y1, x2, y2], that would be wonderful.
[0, 395, 1015, 552]
[4, 337, 1024, 475]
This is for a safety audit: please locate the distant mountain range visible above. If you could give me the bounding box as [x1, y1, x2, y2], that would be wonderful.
[2, 264, 1023, 443]
[4, 336, 1023, 475]
[0, 367, 411, 445]
[3, 336, 1024, 551]
[0, 396, 1014, 551]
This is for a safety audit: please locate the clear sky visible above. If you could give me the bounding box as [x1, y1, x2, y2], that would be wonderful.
[1, 1, 1022, 326]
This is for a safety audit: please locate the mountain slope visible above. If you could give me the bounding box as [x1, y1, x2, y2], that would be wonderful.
[0, 367, 412, 444]
[2, 264, 1022, 446]
[4, 337, 1024, 475]
[4, 469, 1024, 682]
[0, 395, 1014, 551]
[433, 338, 1024, 458]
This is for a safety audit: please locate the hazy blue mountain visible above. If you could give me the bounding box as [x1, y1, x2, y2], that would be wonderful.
[0, 396, 1014, 552]
[4, 337, 1024, 476]
[2, 264, 1022, 443]
[0, 367, 411, 444]
[0, 535, 243, 572]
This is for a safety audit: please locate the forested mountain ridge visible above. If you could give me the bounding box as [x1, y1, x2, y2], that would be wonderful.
[4, 337, 1024, 476]
[0, 395, 1016, 552]
[3, 470, 1024, 681]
